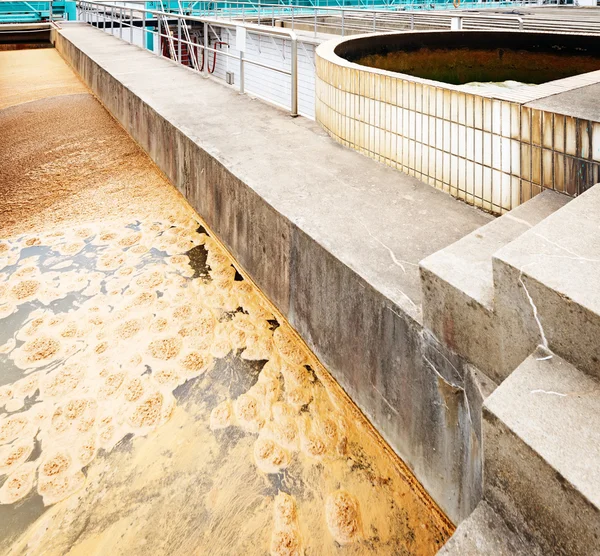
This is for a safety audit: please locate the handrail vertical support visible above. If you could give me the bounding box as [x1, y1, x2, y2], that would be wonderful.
[290, 36, 298, 117]
[239, 49, 245, 94]
[177, 17, 182, 61]
[203, 20, 208, 77]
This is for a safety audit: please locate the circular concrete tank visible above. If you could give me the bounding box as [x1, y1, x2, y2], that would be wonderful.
[335, 31, 600, 85]
[315, 31, 600, 214]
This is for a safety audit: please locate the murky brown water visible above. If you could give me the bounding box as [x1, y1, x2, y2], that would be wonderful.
[0, 49, 452, 555]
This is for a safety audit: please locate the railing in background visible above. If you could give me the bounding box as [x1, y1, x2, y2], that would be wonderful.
[0, 0, 76, 22]
[145, 0, 575, 18]
[190, 1, 600, 37]
[77, 0, 303, 116]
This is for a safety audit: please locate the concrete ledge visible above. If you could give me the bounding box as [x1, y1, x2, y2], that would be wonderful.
[483, 350, 600, 555]
[438, 501, 543, 556]
[420, 191, 569, 383]
[52, 23, 493, 522]
[493, 184, 600, 379]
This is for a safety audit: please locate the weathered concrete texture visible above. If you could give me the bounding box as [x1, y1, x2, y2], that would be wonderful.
[420, 190, 569, 383]
[483, 350, 600, 555]
[438, 501, 543, 556]
[493, 184, 600, 380]
[52, 23, 493, 523]
[526, 82, 600, 121]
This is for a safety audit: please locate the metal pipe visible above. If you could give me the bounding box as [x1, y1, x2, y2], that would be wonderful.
[130, 6, 133, 43]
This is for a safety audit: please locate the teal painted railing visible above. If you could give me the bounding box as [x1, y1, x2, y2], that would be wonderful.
[147, 0, 527, 16]
[0, 0, 76, 22]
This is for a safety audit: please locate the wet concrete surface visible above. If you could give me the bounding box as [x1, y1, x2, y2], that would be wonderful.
[0, 49, 453, 555]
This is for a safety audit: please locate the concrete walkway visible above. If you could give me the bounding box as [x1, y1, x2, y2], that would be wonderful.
[56, 23, 490, 323]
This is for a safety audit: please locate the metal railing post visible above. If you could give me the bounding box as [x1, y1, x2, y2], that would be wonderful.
[203, 20, 208, 77]
[119, 6, 123, 39]
[130, 7, 134, 43]
[239, 49, 245, 94]
[177, 18, 182, 62]
[373, 10, 376, 31]
[290, 36, 297, 117]
[142, 7, 146, 45]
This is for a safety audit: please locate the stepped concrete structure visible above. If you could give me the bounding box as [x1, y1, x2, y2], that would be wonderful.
[1, 14, 599, 553]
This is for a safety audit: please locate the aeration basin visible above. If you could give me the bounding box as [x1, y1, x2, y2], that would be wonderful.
[316, 31, 600, 213]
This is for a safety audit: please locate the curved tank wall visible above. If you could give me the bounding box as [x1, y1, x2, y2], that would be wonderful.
[315, 31, 600, 213]
[337, 31, 600, 85]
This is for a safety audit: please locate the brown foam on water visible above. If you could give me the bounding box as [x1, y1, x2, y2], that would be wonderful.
[0, 212, 453, 555]
[270, 492, 302, 556]
[0, 49, 453, 555]
[325, 490, 363, 545]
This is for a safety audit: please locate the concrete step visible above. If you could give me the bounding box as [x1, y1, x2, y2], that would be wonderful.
[493, 183, 600, 380]
[483, 350, 600, 555]
[420, 190, 569, 383]
[438, 501, 543, 556]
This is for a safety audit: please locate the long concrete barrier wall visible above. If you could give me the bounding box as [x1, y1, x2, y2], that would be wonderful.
[52, 25, 490, 523]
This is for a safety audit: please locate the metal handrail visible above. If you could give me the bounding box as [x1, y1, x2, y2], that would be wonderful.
[239, 2, 600, 36]
[77, 0, 299, 116]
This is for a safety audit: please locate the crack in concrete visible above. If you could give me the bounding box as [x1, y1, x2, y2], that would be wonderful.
[505, 213, 534, 228]
[530, 389, 567, 397]
[518, 267, 549, 354]
[354, 217, 418, 274]
[423, 355, 462, 391]
[533, 232, 600, 264]
[371, 384, 399, 415]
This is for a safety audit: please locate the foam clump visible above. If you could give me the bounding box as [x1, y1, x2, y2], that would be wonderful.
[325, 490, 363, 545]
[270, 492, 302, 556]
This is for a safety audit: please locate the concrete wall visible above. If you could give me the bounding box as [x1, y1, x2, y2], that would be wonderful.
[52, 27, 489, 523]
